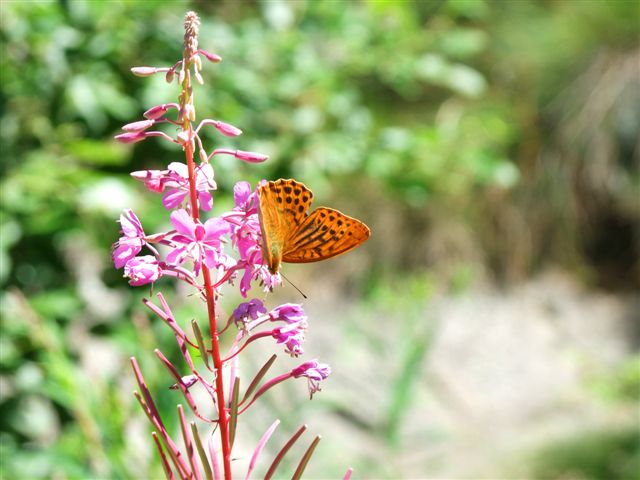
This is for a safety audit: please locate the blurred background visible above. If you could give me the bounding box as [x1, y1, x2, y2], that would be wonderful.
[1, 1, 638, 479]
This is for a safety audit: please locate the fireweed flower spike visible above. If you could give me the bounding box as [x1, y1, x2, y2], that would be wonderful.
[115, 11, 346, 479]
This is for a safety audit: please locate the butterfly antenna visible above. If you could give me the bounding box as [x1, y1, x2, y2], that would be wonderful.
[280, 272, 307, 299]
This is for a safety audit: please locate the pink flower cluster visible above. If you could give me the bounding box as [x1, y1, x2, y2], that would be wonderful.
[112, 103, 331, 397]
[112, 179, 277, 294]
[113, 15, 337, 477]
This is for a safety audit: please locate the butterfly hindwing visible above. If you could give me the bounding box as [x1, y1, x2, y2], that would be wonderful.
[282, 207, 370, 263]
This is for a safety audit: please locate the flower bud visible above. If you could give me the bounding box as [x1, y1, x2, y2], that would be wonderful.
[122, 120, 155, 132]
[176, 130, 192, 145]
[194, 55, 203, 71]
[199, 50, 222, 63]
[131, 66, 158, 77]
[234, 150, 268, 163]
[144, 103, 178, 120]
[213, 120, 242, 137]
[114, 132, 147, 144]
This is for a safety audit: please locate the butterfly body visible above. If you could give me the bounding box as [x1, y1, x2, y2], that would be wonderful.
[258, 179, 370, 274]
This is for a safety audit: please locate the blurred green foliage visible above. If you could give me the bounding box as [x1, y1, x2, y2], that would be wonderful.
[1, 0, 638, 478]
[529, 428, 640, 480]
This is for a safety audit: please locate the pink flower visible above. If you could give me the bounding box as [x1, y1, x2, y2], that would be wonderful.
[223, 181, 280, 297]
[233, 299, 267, 322]
[163, 162, 216, 211]
[269, 304, 307, 324]
[130, 168, 167, 193]
[166, 209, 229, 275]
[112, 209, 146, 269]
[130, 162, 216, 211]
[291, 360, 331, 398]
[233, 181, 257, 212]
[272, 321, 306, 357]
[124, 256, 162, 286]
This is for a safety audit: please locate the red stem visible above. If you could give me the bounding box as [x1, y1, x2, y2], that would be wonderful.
[185, 139, 232, 479]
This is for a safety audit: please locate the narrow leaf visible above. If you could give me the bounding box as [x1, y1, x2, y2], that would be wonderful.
[131, 359, 192, 478]
[291, 435, 321, 480]
[135, 392, 190, 479]
[228, 377, 240, 449]
[241, 354, 277, 404]
[152, 431, 176, 480]
[245, 420, 280, 480]
[264, 424, 307, 480]
[191, 422, 214, 480]
[192, 319, 212, 371]
[208, 431, 222, 480]
[178, 405, 202, 480]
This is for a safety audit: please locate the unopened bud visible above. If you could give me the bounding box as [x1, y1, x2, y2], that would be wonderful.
[194, 56, 202, 71]
[199, 50, 222, 63]
[122, 120, 155, 132]
[144, 103, 178, 120]
[234, 150, 268, 163]
[183, 104, 196, 122]
[176, 130, 193, 145]
[131, 66, 158, 77]
[115, 131, 147, 144]
[213, 120, 242, 137]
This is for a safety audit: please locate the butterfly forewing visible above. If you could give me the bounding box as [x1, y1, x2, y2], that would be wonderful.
[282, 207, 370, 263]
[258, 179, 315, 272]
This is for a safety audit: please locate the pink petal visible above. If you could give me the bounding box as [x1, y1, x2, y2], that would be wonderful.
[163, 189, 188, 210]
[166, 246, 187, 266]
[198, 191, 213, 211]
[204, 217, 230, 240]
[120, 209, 143, 237]
[113, 243, 139, 269]
[170, 209, 196, 236]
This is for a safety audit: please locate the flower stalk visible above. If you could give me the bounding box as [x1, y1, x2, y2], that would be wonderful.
[113, 11, 340, 479]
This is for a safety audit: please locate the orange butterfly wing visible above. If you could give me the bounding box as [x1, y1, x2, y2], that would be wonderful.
[258, 179, 370, 274]
[258, 179, 314, 273]
[283, 207, 370, 263]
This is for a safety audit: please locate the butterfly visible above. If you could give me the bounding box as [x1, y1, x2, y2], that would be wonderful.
[257, 179, 370, 274]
